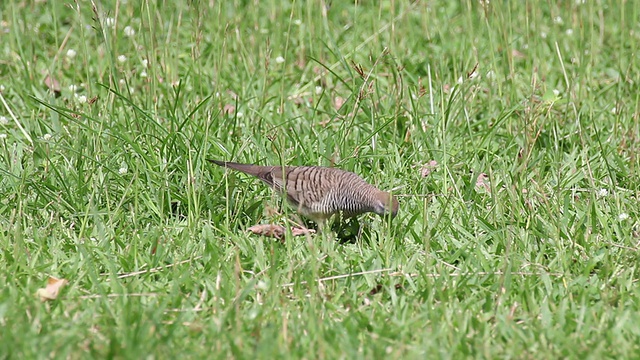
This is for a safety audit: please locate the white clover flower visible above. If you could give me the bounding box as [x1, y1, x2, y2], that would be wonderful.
[141, 59, 148, 68]
[124, 26, 135, 37]
[566, 29, 573, 36]
[0, 85, 4, 92]
[66, 49, 77, 59]
[119, 167, 128, 175]
[255, 280, 268, 291]
[119, 79, 126, 86]
[69, 84, 79, 92]
[553, 16, 563, 24]
[597, 188, 609, 197]
[0, 133, 6, 139]
[293, 19, 302, 26]
[76, 94, 87, 103]
[0, 116, 8, 125]
[611, 107, 618, 114]
[236, 112, 243, 117]
[553, 89, 560, 97]
[618, 213, 629, 221]
[140, 71, 147, 78]
[117, 55, 127, 63]
[105, 17, 115, 28]
[43, 133, 52, 141]
[541, 32, 547, 39]
[275, 56, 285, 64]
[315, 86, 323, 95]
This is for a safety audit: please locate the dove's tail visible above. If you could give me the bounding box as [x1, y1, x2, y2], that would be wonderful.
[208, 159, 280, 187]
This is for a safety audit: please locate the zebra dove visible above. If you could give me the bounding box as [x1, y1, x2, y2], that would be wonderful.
[209, 159, 398, 225]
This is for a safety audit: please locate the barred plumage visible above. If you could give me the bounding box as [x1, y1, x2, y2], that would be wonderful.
[209, 159, 398, 225]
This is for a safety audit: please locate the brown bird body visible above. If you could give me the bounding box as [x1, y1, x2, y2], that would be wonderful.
[209, 160, 398, 224]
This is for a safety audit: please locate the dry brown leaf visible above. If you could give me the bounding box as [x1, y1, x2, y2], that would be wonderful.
[291, 227, 316, 236]
[511, 49, 526, 59]
[475, 173, 491, 192]
[248, 224, 286, 238]
[222, 104, 236, 115]
[421, 160, 438, 177]
[36, 276, 68, 302]
[44, 75, 61, 95]
[247, 224, 315, 239]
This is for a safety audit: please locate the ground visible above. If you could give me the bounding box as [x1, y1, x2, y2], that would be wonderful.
[1, 0, 639, 358]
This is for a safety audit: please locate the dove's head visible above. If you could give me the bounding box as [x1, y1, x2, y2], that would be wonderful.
[373, 191, 399, 219]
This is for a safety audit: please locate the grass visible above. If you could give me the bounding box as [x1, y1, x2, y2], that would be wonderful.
[1, 0, 639, 358]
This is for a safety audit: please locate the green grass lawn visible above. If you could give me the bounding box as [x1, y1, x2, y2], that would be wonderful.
[1, 0, 639, 358]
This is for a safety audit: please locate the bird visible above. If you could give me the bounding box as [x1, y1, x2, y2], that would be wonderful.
[209, 159, 399, 226]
